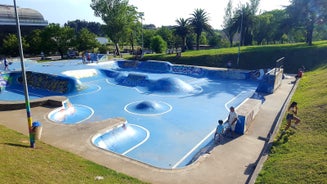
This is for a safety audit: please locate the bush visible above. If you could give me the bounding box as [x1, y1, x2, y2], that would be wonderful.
[150, 35, 167, 53]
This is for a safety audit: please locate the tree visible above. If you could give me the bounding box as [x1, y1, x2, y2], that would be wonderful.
[222, 0, 236, 47]
[156, 26, 174, 50]
[91, 0, 139, 56]
[253, 12, 273, 44]
[150, 35, 167, 53]
[268, 10, 288, 43]
[26, 29, 43, 55]
[186, 34, 196, 50]
[286, 0, 327, 45]
[41, 24, 75, 59]
[65, 20, 103, 36]
[207, 31, 224, 48]
[127, 12, 143, 54]
[232, 0, 259, 46]
[2, 34, 29, 57]
[189, 8, 212, 50]
[142, 29, 156, 50]
[174, 18, 191, 51]
[76, 28, 100, 52]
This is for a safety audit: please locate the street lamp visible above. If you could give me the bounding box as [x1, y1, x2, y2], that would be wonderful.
[139, 12, 144, 50]
[237, 8, 244, 68]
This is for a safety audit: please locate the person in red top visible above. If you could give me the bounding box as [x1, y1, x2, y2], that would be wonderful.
[295, 66, 305, 79]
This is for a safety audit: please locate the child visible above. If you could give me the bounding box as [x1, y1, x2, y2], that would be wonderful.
[214, 120, 225, 142]
[295, 68, 303, 79]
[284, 101, 301, 131]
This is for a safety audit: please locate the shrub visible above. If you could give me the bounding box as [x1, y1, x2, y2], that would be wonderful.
[150, 35, 167, 53]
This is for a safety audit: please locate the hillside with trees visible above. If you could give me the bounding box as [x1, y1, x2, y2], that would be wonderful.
[0, 0, 326, 60]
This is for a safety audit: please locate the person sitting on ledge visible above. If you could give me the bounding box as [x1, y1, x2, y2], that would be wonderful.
[214, 120, 225, 142]
[226, 106, 238, 138]
[295, 67, 304, 80]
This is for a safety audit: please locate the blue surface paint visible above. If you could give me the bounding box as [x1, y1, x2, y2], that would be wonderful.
[1, 59, 260, 169]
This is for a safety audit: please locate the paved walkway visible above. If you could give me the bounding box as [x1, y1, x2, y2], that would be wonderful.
[0, 77, 296, 184]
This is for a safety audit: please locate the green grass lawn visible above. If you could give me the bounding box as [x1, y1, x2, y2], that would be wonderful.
[255, 65, 327, 183]
[0, 126, 148, 184]
[137, 40, 327, 73]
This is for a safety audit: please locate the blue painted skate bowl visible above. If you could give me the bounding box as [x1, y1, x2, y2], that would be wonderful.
[0, 59, 282, 169]
[92, 123, 150, 155]
[48, 102, 94, 124]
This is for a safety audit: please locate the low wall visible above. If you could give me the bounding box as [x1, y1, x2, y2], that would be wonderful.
[116, 60, 172, 73]
[118, 60, 268, 81]
[235, 98, 262, 135]
[2, 71, 83, 94]
[0, 96, 67, 111]
[256, 68, 283, 94]
[171, 65, 205, 77]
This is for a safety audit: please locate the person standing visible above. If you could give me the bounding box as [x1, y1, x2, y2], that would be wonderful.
[227, 106, 238, 138]
[4, 57, 9, 71]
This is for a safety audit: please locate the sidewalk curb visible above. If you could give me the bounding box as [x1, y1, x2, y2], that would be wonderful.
[247, 79, 300, 184]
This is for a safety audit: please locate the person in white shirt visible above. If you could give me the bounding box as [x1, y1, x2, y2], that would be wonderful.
[227, 106, 238, 138]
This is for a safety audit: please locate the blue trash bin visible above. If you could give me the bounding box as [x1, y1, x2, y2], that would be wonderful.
[32, 121, 43, 140]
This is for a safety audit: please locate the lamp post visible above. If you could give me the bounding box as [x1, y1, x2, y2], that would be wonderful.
[237, 8, 244, 68]
[13, 0, 34, 148]
[139, 12, 144, 50]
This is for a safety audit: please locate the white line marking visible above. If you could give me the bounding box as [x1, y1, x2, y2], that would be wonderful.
[173, 90, 253, 168]
[172, 130, 213, 169]
[122, 124, 150, 155]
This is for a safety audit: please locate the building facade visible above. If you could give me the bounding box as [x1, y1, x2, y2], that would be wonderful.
[0, 4, 48, 47]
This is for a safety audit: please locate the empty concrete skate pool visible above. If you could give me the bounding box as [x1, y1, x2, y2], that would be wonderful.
[1, 59, 268, 169]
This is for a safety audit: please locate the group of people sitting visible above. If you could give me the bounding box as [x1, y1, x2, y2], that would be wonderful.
[214, 106, 238, 143]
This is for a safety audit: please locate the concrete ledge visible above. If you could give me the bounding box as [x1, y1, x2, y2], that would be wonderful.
[0, 96, 67, 111]
[236, 98, 262, 134]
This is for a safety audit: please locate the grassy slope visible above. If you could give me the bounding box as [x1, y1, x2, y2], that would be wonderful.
[255, 65, 327, 183]
[0, 126, 148, 184]
[140, 40, 327, 73]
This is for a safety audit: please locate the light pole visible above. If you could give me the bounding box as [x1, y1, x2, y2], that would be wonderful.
[13, 0, 34, 148]
[237, 8, 244, 68]
[139, 12, 144, 50]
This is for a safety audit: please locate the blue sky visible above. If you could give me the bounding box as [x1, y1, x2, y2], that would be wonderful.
[2, 0, 290, 29]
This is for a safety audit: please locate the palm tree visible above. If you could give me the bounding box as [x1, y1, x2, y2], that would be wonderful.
[232, 5, 255, 46]
[222, 0, 237, 47]
[189, 8, 212, 50]
[231, 1, 259, 46]
[174, 18, 190, 52]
